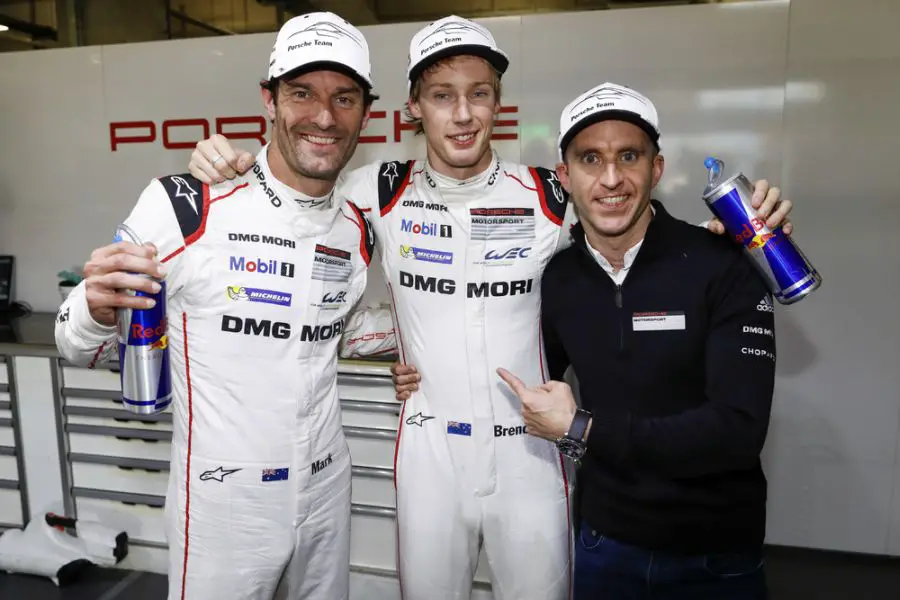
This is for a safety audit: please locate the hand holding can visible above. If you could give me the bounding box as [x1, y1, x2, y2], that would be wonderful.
[702, 157, 822, 305]
[113, 224, 173, 414]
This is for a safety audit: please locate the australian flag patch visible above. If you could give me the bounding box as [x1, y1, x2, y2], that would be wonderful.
[261, 468, 289, 482]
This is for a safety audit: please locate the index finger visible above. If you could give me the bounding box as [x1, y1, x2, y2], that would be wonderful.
[92, 240, 156, 262]
[496, 367, 527, 395]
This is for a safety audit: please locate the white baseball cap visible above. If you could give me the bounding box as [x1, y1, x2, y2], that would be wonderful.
[407, 15, 509, 90]
[557, 82, 660, 160]
[267, 12, 374, 90]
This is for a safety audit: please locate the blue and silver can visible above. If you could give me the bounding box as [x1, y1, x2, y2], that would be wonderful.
[702, 157, 822, 305]
[114, 224, 172, 414]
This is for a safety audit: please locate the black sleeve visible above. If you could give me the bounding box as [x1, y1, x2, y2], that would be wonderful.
[376, 160, 413, 216]
[157, 174, 207, 240]
[586, 251, 776, 477]
[540, 265, 570, 381]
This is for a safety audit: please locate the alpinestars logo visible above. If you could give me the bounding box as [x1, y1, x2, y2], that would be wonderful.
[382, 162, 399, 188]
[171, 176, 199, 213]
[405, 412, 435, 427]
[199, 466, 241, 482]
[546, 171, 565, 204]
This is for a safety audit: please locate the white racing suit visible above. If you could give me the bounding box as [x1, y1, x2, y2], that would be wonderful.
[55, 146, 374, 600]
[342, 151, 574, 600]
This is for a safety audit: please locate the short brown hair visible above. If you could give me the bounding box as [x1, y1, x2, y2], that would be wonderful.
[402, 55, 502, 136]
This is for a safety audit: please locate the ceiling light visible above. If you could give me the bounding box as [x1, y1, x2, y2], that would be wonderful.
[0, 25, 9, 32]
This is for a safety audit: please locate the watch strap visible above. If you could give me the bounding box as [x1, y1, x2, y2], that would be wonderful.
[567, 408, 591, 443]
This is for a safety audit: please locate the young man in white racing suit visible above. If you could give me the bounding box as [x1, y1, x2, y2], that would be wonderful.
[187, 16, 794, 600]
[55, 12, 377, 600]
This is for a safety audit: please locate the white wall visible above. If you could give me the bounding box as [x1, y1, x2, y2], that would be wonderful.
[1, 0, 899, 557]
[762, 0, 900, 555]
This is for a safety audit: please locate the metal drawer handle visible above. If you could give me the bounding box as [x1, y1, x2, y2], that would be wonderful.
[351, 503, 396, 519]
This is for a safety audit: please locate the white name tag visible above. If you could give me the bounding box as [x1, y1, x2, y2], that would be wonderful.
[632, 311, 686, 331]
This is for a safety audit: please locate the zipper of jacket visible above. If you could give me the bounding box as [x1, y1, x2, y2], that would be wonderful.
[615, 283, 624, 351]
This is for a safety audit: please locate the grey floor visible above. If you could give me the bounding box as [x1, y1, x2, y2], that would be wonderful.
[0, 546, 899, 599]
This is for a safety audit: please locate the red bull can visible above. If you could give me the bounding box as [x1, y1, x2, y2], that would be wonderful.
[114, 224, 172, 414]
[702, 157, 822, 305]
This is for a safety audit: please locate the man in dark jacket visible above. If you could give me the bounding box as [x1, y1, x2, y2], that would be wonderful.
[498, 82, 776, 600]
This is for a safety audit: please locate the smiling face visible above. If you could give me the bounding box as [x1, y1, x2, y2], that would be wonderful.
[407, 55, 501, 179]
[557, 119, 664, 243]
[262, 69, 371, 184]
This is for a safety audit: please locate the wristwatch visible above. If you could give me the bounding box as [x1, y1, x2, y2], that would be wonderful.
[556, 408, 591, 460]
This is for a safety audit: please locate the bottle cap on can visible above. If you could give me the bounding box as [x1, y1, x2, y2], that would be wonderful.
[704, 156, 725, 187]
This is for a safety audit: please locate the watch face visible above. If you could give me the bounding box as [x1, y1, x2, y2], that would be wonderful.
[557, 438, 585, 460]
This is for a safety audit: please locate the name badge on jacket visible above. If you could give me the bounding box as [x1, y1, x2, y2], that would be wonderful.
[632, 311, 685, 331]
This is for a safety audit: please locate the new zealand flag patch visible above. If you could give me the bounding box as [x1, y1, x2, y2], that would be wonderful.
[447, 421, 472, 436]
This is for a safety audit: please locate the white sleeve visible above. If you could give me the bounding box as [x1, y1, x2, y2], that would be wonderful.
[55, 178, 189, 367]
[54, 283, 118, 367]
[337, 162, 381, 213]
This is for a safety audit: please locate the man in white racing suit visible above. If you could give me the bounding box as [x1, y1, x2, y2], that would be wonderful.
[187, 16, 794, 600]
[55, 12, 377, 600]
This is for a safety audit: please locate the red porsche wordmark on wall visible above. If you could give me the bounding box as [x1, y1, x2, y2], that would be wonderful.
[109, 106, 519, 151]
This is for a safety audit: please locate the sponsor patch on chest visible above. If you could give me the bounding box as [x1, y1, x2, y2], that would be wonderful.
[470, 207, 535, 240]
[312, 244, 352, 282]
[632, 311, 686, 331]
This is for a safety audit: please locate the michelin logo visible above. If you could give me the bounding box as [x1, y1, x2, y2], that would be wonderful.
[227, 286, 292, 307]
[399, 245, 453, 264]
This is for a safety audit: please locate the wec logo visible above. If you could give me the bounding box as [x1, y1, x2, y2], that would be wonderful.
[485, 247, 531, 261]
